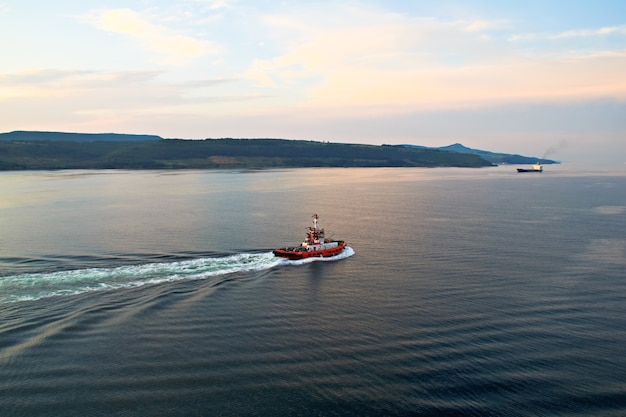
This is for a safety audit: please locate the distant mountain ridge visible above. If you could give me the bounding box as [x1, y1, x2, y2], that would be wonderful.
[2, 132, 557, 165]
[1, 130, 554, 170]
[402, 143, 558, 165]
[0, 131, 163, 142]
[0, 132, 491, 170]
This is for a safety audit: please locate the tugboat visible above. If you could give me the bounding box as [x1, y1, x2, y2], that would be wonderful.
[517, 162, 543, 173]
[273, 214, 347, 260]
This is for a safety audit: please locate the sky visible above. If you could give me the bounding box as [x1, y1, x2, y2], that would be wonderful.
[1, 0, 625, 164]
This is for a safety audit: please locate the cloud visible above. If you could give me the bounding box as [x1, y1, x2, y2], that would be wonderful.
[87, 8, 219, 64]
[244, 5, 626, 114]
[0, 69, 162, 99]
[185, 0, 231, 10]
[0, 67, 265, 135]
[510, 24, 626, 41]
[461, 19, 511, 33]
[178, 78, 239, 88]
[554, 24, 626, 39]
[206, 0, 231, 10]
[3, 1, 625, 159]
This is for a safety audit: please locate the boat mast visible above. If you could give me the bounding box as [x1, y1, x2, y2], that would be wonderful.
[312, 214, 319, 234]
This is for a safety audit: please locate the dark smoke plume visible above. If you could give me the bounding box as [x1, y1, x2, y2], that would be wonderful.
[542, 140, 568, 159]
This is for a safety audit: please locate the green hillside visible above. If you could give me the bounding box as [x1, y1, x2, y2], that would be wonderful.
[0, 135, 493, 170]
[403, 143, 559, 165]
[0, 131, 162, 142]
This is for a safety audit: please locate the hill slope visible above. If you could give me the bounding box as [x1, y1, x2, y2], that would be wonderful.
[0, 135, 492, 170]
[403, 143, 558, 165]
[0, 131, 162, 142]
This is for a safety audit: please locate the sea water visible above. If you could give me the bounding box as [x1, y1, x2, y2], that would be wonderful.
[1, 166, 625, 416]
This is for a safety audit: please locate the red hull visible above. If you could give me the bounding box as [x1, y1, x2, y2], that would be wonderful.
[273, 241, 347, 260]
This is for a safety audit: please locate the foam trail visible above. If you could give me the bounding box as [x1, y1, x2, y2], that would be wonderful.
[0, 252, 281, 304]
[0, 248, 354, 304]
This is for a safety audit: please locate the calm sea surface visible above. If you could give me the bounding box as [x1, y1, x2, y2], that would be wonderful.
[1, 166, 625, 416]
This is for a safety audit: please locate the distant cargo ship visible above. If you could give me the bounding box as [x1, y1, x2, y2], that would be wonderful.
[517, 163, 543, 173]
